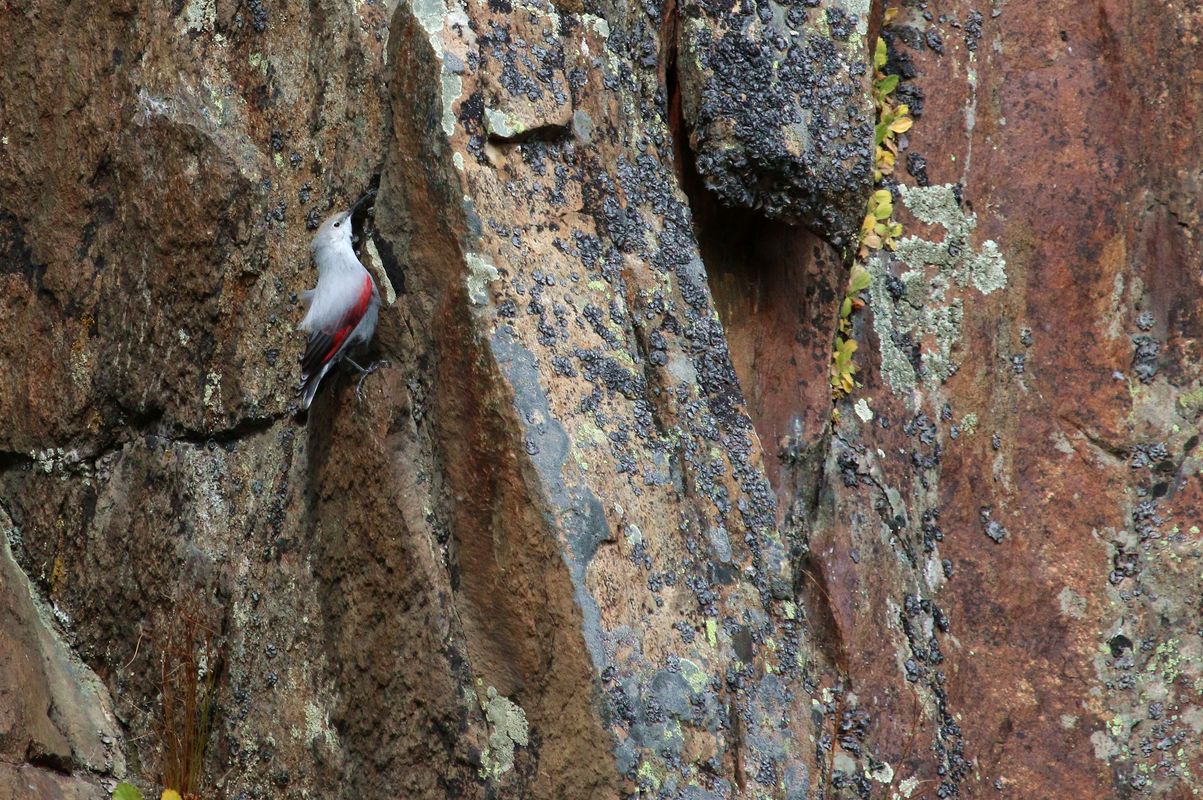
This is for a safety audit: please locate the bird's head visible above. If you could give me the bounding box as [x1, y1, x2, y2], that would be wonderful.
[311, 210, 354, 251]
[311, 191, 376, 252]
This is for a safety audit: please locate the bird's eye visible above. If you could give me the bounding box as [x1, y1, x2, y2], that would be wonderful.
[334, 222, 340, 228]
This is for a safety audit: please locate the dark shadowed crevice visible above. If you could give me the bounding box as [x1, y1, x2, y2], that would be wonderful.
[667, 56, 844, 523]
[665, 12, 854, 694]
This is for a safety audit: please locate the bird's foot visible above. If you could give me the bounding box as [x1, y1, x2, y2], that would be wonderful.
[351, 359, 390, 401]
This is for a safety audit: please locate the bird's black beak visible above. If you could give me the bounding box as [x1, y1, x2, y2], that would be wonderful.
[350, 189, 377, 216]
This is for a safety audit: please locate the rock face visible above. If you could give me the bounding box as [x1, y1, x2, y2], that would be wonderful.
[676, 0, 876, 244]
[2, 0, 1203, 799]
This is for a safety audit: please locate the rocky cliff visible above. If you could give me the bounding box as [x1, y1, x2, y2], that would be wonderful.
[2, 0, 1202, 798]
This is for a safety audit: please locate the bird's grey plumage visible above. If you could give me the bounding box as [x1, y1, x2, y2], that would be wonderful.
[298, 208, 380, 409]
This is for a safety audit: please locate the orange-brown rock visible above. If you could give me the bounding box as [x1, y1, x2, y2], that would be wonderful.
[2, 0, 1202, 798]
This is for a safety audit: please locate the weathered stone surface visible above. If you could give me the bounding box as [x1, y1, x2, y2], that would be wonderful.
[379, 0, 825, 792]
[0, 764, 107, 800]
[0, 513, 123, 783]
[676, 0, 876, 245]
[795, 2, 1203, 797]
[3, 0, 1203, 798]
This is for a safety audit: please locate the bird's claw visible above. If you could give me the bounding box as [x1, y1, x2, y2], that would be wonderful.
[355, 359, 390, 401]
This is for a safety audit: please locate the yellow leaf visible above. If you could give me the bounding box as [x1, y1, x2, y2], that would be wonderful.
[884, 7, 899, 24]
[873, 189, 893, 205]
[861, 213, 877, 234]
[162, 791, 182, 800]
[889, 117, 913, 134]
[895, 104, 910, 117]
[873, 201, 893, 220]
[848, 264, 871, 293]
[863, 232, 882, 249]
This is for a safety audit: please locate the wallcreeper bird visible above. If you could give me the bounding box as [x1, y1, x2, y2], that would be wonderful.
[297, 193, 383, 409]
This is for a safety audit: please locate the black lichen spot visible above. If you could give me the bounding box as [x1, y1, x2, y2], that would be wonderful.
[680, 4, 875, 244]
[1130, 442, 1169, 470]
[906, 152, 930, 186]
[247, 0, 269, 32]
[837, 447, 861, 487]
[825, 7, 856, 40]
[964, 11, 984, 51]
[1110, 546, 1139, 584]
[1132, 335, 1160, 383]
[921, 509, 944, 554]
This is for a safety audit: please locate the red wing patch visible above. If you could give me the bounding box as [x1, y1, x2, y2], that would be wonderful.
[300, 274, 374, 382]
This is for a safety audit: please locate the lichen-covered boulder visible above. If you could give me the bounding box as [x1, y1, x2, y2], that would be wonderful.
[676, 0, 876, 245]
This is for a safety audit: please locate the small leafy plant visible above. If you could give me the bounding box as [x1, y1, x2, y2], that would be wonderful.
[112, 783, 143, 800]
[859, 33, 911, 260]
[831, 265, 871, 397]
[871, 31, 913, 182]
[859, 189, 904, 255]
[832, 23, 912, 401]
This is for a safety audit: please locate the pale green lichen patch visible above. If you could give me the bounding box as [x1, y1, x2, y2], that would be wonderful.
[896, 184, 1007, 294]
[408, 0, 468, 139]
[466, 252, 500, 305]
[441, 72, 462, 137]
[678, 658, 710, 693]
[484, 108, 522, 139]
[181, 0, 216, 32]
[866, 758, 894, 784]
[248, 52, 269, 75]
[869, 184, 1008, 399]
[413, 0, 449, 39]
[1178, 386, 1203, 420]
[479, 686, 529, 780]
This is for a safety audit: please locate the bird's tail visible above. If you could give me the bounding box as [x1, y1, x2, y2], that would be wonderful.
[300, 360, 334, 410]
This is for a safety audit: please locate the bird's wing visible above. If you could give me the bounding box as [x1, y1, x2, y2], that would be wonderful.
[300, 273, 375, 383]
